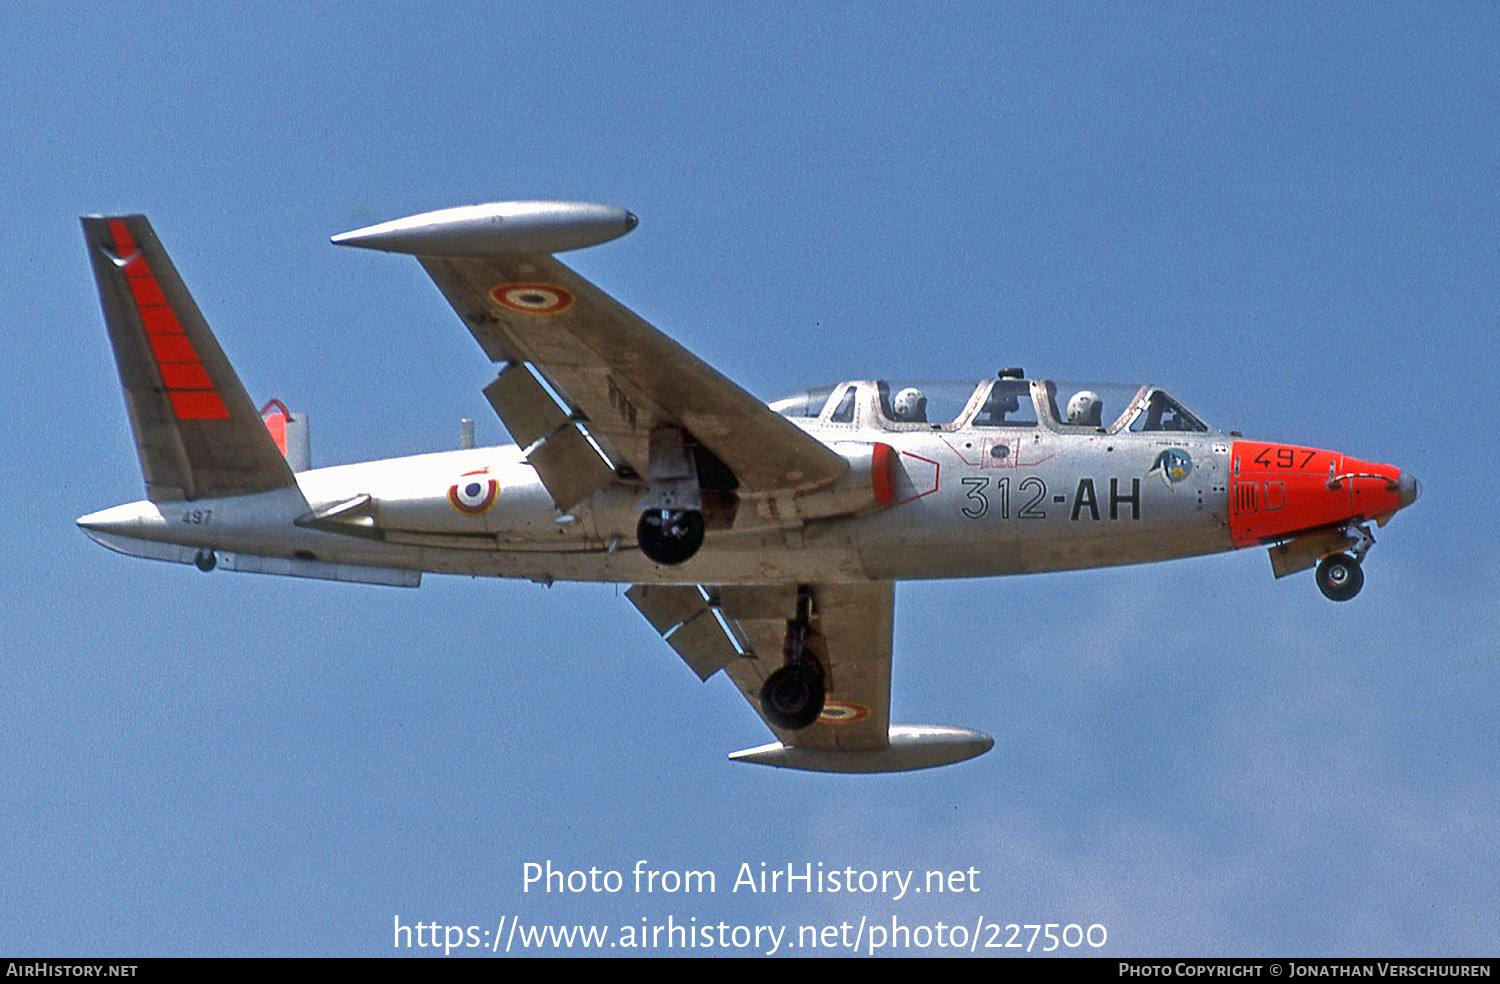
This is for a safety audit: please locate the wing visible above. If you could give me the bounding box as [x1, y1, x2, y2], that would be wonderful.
[627, 581, 994, 772]
[421, 252, 849, 493]
[627, 581, 892, 748]
[333, 202, 849, 510]
[332, 203, 991, 773]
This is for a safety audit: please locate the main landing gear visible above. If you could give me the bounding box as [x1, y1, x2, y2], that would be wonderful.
[636, 508, 705, 566]
[760, 586, 827, 731]
[636, 426, 706, 566]
[1316, 524, 1374, 602]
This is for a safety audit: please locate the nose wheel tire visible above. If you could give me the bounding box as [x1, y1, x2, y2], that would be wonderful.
[636, 509, 705, 566]
[1316, 552, 1363, 602]
[760, 663, 826, 731]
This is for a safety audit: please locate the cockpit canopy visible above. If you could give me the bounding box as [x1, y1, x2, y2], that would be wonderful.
[770, 379, 1212, 434]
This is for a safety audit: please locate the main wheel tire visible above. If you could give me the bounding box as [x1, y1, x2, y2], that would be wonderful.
[636, 509, 705, 566]
[1316, 552, 1363, 602]
[760, 664, 826, 731]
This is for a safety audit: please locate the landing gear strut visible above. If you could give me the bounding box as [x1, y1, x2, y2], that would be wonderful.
[760, 586, 826, 731]
[1316, 524, 1373, 602]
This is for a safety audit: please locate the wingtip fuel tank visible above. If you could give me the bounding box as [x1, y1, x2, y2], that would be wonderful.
[330, 201, 637, 257]
[729, 725, 995, 773]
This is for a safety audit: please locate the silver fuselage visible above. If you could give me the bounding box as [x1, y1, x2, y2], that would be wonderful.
[80, 406, 1232, 588]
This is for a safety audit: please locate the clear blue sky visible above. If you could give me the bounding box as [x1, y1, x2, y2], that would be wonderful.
[3, 1, 1496, 956]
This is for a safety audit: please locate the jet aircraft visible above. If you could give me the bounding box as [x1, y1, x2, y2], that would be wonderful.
[77, 202, 1421, 772]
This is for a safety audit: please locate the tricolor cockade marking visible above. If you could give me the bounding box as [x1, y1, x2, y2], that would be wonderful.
[448, 469, 499, 515]
[491, 283, 574, 314]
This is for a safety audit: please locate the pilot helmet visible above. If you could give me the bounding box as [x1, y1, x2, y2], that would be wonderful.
[1066, 390, 1103, 426]
[893, 387, 928, 422]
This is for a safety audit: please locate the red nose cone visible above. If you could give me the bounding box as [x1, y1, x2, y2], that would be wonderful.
[1230, 441, 1408, 547]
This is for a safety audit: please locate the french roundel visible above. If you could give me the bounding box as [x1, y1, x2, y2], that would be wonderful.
[490, 283, 574, 315]
[448, 472, 498, 515]
[818, 701, 871, 724]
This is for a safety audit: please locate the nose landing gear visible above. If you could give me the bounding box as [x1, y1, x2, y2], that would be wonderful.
[1316, 524, 1374, 602]
[759, 586, 827, 731]
[1316, 552, 1363, 601]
